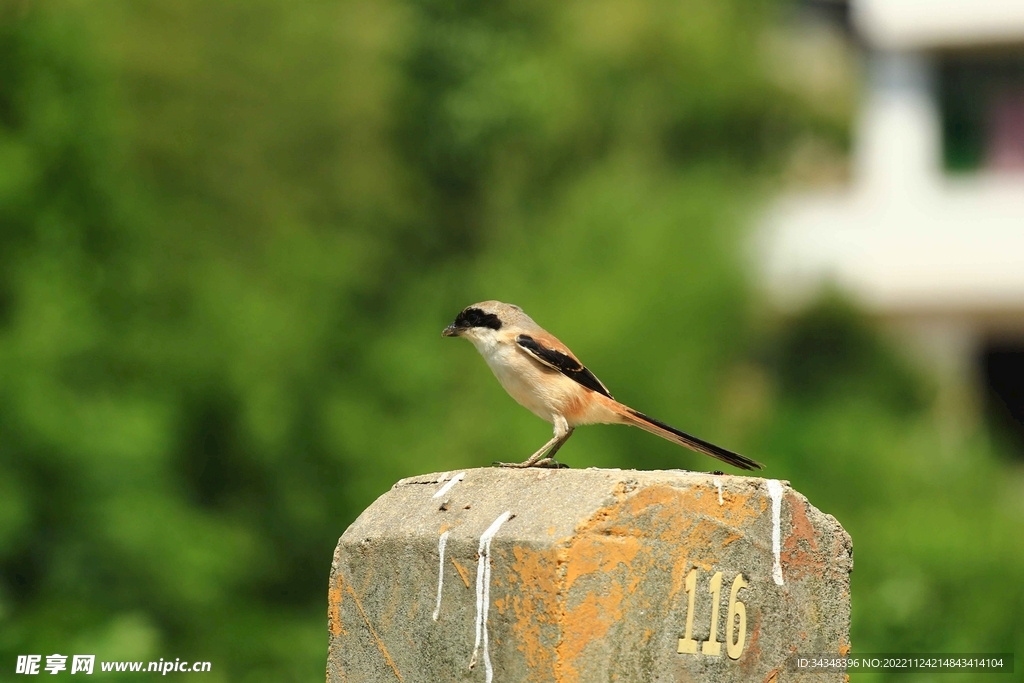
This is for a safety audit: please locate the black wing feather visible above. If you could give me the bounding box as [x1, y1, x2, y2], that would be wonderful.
[515, 334, 612, 398]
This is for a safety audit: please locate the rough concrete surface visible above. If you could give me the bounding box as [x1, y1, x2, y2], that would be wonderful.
[327, 468, 852, 683]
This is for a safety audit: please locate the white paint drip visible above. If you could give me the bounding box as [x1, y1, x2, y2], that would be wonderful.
[713, 477, 724, 505]
[432, 530, 450, 621]
[438, 472, 450, 483]
[432, 471, 465, 499]
[470, 510, 512, 682]
[766, 479, 784, 586]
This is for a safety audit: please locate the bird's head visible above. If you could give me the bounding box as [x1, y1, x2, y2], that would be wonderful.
[442, 301, 528, 342]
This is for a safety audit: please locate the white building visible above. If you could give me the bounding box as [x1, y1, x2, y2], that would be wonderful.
[760, 0, 1024, 446]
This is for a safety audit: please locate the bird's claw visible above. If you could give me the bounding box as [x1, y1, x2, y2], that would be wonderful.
[492, 459, 569, 469]
[534, 458, 569, 468]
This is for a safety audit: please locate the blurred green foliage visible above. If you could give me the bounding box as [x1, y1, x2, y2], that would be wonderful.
[0, 1, 1020, 681]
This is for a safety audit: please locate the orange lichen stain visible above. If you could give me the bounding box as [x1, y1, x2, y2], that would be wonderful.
[616, 484, 765, 552]
[450, 558, 472, 588]
[550, 484, 765, 681]
[328, 577, 346, 637]
[669, 552, 692, 605]
[556, 583, 625, 681]
[780, 497, 821, 579]
[511, 593, 552, 678]
[562, 533, 642, 592]
[439, 523, 451, 534]
[494, 596, 507, 615]
[839, 640, 851, 656]
[510, 545, 560, 597]
[503, 482, 773, 682]
[662, 486, 759, 606]
[583, 485, 757, 564]
[548, 526, 557, 536]
[508, 545, 559, 678]
[610, 480, 634, 502]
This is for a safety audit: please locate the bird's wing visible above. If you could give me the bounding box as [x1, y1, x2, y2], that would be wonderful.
[515, 333, 613, 399]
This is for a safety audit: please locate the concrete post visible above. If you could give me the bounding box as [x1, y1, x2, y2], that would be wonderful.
[327, 468, 851, 682]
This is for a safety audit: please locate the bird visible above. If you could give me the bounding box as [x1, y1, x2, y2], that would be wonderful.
[442, 301, 762, 470]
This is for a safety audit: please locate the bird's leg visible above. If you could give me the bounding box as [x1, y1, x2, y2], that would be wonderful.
[496, 419, 574, 468]
[532, 427, 574, 468]
[495, 434, 560, 468]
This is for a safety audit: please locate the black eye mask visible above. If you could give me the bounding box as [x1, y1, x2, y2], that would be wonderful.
[454, 307, 502, 331]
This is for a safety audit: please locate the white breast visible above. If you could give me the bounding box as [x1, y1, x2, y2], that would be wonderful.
[469, 333, 576, 423]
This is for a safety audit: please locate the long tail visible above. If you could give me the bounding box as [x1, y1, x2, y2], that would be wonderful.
[611, 402, 762, 471]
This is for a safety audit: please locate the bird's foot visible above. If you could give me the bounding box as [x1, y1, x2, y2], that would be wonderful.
[492, 458, 569, 469]
[534, 458, 569, 469]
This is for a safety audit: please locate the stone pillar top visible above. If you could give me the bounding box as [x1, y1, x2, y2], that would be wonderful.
[329, 468, 852, 682]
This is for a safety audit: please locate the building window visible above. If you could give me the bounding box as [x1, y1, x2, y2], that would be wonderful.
[940, 53, 1024, 173]
[981, 342, 1024, 459]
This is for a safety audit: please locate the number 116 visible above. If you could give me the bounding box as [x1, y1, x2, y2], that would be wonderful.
[677, 568, 748, 660]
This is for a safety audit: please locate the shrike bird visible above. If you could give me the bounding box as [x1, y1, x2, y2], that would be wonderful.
[443, 301, 762, 470]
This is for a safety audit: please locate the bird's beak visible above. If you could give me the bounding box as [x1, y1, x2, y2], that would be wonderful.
[442, 323, 461, 338]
